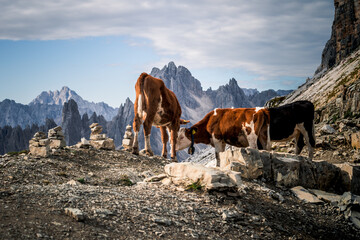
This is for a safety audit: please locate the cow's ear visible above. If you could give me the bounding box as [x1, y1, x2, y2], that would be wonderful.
[180, 119, 190, 125]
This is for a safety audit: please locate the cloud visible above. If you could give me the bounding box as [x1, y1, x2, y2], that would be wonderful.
[0, 0, 333, 78]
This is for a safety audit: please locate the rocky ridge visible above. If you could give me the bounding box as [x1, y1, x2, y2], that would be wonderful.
[30, 86, 119, 121]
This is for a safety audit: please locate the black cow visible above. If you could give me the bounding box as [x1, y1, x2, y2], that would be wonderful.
[267, 100, 315, 159]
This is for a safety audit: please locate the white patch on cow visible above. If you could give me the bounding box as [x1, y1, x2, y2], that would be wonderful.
[242, 120, 258, 149]
[153, 96, 170, 127]
[132, 131, 139, 149]
[212, 133, 225, 152]
[137, 95, 142, 117]
[214, 108, 218, 116]
[175, 128, 192, 151]
[266, 124, 271, 150]
[255, 107, 264, 113]
[144, 134, 151, 151]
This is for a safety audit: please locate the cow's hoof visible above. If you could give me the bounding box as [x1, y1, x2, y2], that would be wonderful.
[132, 148, 139, 155]
[145, 150, 154, 156]
[162, 154, 167, 159]
[171, 157, 178, 162]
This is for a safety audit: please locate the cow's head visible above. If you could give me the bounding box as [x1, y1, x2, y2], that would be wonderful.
[175, 127, 197, 153]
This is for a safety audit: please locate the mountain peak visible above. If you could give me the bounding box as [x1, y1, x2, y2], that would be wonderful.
[168, 61, 177, 69]
[61, 86, 70, 92]
[228, 78, 238, 86]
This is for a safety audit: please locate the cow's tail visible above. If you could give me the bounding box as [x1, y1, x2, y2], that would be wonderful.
[136, 72, 148, 117]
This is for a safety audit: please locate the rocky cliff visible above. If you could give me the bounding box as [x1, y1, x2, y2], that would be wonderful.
[62, 99, 82, 146]
[0, 118, 57, 155]
[279, 0, 360, 124]
[317, 0, 360, 74]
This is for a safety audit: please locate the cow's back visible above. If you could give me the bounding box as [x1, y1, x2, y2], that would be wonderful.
[139, 73, 182, 125]
[206, 108, 267, 147]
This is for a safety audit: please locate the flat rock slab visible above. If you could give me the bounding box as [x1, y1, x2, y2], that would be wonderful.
[164, 162, 242, 191]
[310, 189, 342, 205]
[291, 186, 323, 204]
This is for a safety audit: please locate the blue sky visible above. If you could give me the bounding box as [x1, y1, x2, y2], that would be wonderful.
[0, 0, 334, 108]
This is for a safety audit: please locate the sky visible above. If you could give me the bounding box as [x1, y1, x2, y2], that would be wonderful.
[0, 0, 334, 108]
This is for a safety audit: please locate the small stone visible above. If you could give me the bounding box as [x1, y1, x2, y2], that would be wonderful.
[320, 124, 336, 135]
[64, 208, 85, 221]
[144, 174, 167, 182]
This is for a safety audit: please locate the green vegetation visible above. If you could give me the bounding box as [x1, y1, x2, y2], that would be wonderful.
[118, 174, 133, 186]
[186, 179, 203, 191]
[331, 114, 339, 123]
[6, 150, 29, 156]
[77, 178, 86, 184]
[266, 96, 286, 108]
[327, 64, 360, 102]
[344, 109, 353, 119]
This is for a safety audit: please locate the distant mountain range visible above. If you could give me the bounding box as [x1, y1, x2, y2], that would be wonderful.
[0, 62, 292, 157]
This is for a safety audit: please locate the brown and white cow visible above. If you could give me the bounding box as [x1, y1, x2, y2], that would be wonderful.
[132, 72, 188, 162]
[175, 107, 271, 166]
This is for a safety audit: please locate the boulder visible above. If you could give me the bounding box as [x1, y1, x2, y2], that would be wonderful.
[351, 132, 360, 149]
[49, 139, 66, 149]
[164, 162, 242, 191]
[29, 145, 49, 157]
[90, 138, 115, 150]
[219, 148, 263, 179]
[90, 134, 106, 140]
[219, 147, 359, 194]
[335, 163, 360, 195]
[273, 157, 301, 187]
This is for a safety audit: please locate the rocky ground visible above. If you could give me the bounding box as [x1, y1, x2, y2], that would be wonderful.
[1, 148, 360, 239]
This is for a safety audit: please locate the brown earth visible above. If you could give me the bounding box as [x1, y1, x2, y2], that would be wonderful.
[1, 148, 359, 239]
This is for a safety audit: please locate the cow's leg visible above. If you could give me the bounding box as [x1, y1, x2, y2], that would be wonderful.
[258, 125, 271, 151]
[169, 125, 178, 162]
[132, 113, 142, 155]
[295, 132, 305, 155]
[160, 126, 168, 158]
[297, 123, 314, 160]
[304, 121, 315, 159]
[142, 114, 156, 157]
[212, 135, 226, 167]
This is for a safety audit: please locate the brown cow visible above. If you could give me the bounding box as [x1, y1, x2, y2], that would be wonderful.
[132, 73, 188, 162]
[175, 107, 271, 166]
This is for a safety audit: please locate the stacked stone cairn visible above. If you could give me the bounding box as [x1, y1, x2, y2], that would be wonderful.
[122, 125, 133, 151]
[29, 132, 50, 157]
[48, 126, 66, 149]
[89, 123, 115, 150]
